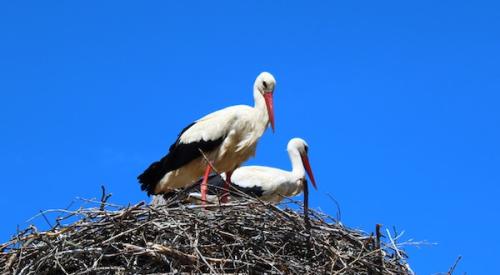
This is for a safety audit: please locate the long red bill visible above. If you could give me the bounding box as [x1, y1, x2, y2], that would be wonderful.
[301, 153, 317, 190]
[263, 93, 275, 133]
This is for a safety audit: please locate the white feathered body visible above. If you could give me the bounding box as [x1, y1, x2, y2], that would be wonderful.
[154, 104, 269, 193]
[227, 166, 305, 202]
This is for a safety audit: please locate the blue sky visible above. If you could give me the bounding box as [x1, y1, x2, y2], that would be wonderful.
[0, 1, 498, 273]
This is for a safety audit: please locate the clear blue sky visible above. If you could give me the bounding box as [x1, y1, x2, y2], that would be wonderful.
[0, 1, 498, 274]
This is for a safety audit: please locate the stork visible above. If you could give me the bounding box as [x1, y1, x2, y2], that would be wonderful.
[138, 72, 276, 204]
[183, 138, 317, 203]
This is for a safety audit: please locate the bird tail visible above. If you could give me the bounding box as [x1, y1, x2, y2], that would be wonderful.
[138, 161, 165, 196]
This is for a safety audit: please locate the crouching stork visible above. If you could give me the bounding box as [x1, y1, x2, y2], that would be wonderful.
[185, 138, 317, 203]
[138, 72, 276, 205]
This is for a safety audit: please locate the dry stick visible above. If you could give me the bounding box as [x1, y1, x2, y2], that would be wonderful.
[198, 149, 220, 175]
[39, 210, 54, 229]
[4, 253, 17, 273]
[374, 223, 384, 274]
[386, 228, 414, 275]
[151, 243, 248, 266]
[99, 185, 112, 211]
[76, 197, 123, 209]
[335, 247, 388, 275]
[27, 209, 87, 223]
[195, 247, 217, 274]
[54, 251, 70, 275]
[73, 266, 126, 275]
[385, 228, 402, 260]
[101, 221, 152, 245]
[447, 256, 462, 275]
[326, 193, 342, 222]
[13, 225, 30, 275]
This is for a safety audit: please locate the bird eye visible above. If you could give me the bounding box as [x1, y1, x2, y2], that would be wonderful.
[262, 81, 268, 89]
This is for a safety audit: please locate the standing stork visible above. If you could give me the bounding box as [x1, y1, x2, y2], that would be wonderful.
[183, 138, 317, 203]
[138, 72, 276, 204]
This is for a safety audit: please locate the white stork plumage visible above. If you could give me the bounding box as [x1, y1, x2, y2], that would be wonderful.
[138, 72, 276, 203]
[182, 138, 317, 203]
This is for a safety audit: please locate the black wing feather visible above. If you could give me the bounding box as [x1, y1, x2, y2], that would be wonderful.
[138, 122, 225, 196]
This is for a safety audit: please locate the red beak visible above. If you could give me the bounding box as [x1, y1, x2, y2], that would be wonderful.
[263, 93, 275, 133]
[301, 153, 317, 190]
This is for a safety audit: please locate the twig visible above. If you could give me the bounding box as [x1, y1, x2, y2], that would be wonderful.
[447, 256, 462, 275]
[100, 185, 112, 211]
[386, 228, 414, 275]
[326, 193, 342, 222]
[39, 210, 53, 229]
[198, 149, 220, 175]
[375, 224, 384, 273]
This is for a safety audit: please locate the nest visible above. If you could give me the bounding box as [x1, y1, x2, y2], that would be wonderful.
[1, 193, 414, 274]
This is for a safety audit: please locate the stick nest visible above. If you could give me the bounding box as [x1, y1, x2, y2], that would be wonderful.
[1, 196, 413, 274]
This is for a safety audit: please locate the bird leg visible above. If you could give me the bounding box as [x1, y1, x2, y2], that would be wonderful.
[200, 164, 212, 206]
[220, 170, 233, 203]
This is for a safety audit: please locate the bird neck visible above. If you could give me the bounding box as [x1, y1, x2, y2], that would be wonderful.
[253, 88, 270, 130]
[288, 149, 305, 180]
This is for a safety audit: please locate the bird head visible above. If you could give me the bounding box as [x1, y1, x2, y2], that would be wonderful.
[254, 72, 276, 132]
[288, 138, 317, 190]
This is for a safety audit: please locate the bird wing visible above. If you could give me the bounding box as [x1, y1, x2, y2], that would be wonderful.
[231, 167, 288, 195]
[177, 105, 248, 144]
[138, 106, 247, 195]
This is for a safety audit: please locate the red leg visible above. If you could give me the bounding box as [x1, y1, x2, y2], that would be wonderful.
[221, 170, 233, 203]
[201, 165, 212, 206]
